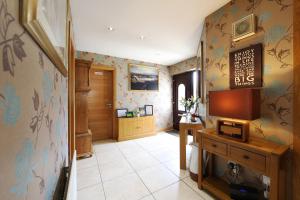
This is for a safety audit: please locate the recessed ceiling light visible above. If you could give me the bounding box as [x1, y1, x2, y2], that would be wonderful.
[108, 26, 114, 31]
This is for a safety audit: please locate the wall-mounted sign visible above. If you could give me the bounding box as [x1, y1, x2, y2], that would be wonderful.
[229, 43, 262, 89]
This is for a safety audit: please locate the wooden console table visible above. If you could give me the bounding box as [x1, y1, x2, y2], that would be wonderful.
[179, 116, 203, 169]
[198, 129, 289, 200]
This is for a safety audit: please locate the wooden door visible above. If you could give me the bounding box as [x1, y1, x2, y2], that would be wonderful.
[88, 68, 113, 141]
[172, 72, 194, 130]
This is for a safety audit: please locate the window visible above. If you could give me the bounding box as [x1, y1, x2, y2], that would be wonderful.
[178, 84, 186, 111]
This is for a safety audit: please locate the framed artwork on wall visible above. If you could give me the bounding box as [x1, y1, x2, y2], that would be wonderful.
[145, 105, 153, 116]
[116, 108, 128, 118]
[21, 0, 69, 76]
[229, 43, 263, 89]
[232, 14, 256, 42]
[128, 64, 159, 91]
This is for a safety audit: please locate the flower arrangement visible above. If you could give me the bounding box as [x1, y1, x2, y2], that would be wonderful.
[180, 96, 199, 113]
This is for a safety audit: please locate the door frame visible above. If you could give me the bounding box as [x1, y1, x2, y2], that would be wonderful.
[293, 1, 300, 199]
[172, 71, 194, 130]
[67, 12, 75, 161]
[91, 64, 117, 140]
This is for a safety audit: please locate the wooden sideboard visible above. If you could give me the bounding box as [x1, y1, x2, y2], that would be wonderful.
[75, 59, 93, 158]
[198, 129, 289, 200]
[117, 116, 155, 141]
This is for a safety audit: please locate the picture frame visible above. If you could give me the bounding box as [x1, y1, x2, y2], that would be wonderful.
[128, 64, 159, 91]
[229, 43, 263, 89]
[139, 107, 146, 116]
[21, 0, 69, 76]
[116, 108, 128, 118]
[145, 105, 153, 116]
[232, 14, 256, 42]
[126, 112, 134, 118]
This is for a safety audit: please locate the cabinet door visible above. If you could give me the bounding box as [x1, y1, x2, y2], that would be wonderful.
[75, 59, 92, 90]
[75, 93, 88, 133]
[142, 116, 155, 133]
[119, 118, 137, 137]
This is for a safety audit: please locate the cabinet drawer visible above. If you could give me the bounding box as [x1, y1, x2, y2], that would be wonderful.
[203, 138, 227, 156]
[229, 146, 266, 173]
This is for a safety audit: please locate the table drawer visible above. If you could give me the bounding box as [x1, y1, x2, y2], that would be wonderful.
[203, 138, 227, 156]
[229, 146, 266, 173]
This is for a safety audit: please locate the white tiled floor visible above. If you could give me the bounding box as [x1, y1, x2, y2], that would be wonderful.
[77, 132, 214, 200]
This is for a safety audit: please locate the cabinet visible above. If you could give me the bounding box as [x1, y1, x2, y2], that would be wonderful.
[198, 129, 289, 200]
[75, 59, 93, 158]
[118, 116, 155, 141]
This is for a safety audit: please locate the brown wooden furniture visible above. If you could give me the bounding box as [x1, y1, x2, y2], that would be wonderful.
[117, 116, 155, 141]
[179, 116, 203, 169]
[198, 129, 289, 200]
[88, 67, 114, 141]
[75, 59, 93, 158]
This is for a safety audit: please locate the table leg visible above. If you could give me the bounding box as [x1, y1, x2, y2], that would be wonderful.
[198, 135, 203, 189]
[180, 128, 187, 170]
[270, 154, 280, 200]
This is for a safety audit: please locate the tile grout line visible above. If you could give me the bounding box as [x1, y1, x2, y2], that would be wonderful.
[116, 141, 156, 200]
[94, 148, 109, 200]
[181, 178, 207, 200]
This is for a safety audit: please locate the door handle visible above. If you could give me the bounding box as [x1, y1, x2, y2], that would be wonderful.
[106, 103, 112, 108]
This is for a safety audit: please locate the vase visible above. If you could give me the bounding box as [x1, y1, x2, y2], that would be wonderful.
[186, 110, 192, 121]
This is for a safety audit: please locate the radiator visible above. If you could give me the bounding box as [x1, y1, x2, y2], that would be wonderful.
[64, 151, 77, 200]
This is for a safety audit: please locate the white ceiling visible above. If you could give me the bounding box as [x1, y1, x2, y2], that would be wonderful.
[71, 0, 229, 65]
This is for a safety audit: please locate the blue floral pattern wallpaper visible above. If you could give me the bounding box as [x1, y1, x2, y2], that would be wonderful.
[0, 0, 68, 199]
[202, 0, 293, 146]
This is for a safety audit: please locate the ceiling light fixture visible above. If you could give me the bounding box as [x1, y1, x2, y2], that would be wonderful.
[108, 26, 114, 31]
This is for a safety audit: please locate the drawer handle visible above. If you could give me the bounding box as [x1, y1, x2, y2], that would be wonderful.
[212, 144, 217, 148]
[243, 155, 250, 160]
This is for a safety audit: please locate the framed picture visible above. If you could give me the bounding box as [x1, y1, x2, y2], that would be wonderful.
[116, 108, 128, 118]
[145, 105, 153, 116]
[232, 14, 256, 42]
[128, 64, 159, 91]
[21, 0, 69, 76]
[229, 43, 263, 89]
[126, 112, 134, 118]
[139, 107, 146, 116]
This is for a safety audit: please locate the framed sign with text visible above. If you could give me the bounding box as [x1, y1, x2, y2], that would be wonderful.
[229, 43, 262, 89]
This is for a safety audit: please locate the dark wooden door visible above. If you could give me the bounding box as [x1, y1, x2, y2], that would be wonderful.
[172, 72, 193, 130]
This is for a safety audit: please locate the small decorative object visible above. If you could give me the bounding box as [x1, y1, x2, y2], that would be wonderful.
[229, 43, 262, 89]
[116, 108, 128, 118]
[139, 107, 146, 116]
[145, 105, 153, 116]
[21, 0, 69, 76]
[180, 96, 199, 120]
[128, 64, 159, 91]
[126, 112, 134, 118]
[232, 14, 256, 42]
[217, 120, 249, 142]
[134, 108, 141, 117]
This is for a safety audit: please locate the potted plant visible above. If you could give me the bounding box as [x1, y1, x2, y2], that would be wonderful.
[180, 96, 199, 119]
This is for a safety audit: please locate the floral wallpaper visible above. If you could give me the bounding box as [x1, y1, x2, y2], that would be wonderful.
[76, 51, 173, 131]
[168, 56, 198, 76]
[202, 0, 294, 146]
[0, 0, 68, 199]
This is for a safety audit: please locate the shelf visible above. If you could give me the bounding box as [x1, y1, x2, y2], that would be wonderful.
[202, 176, 265, 200]
[202, 177, 231, 200]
